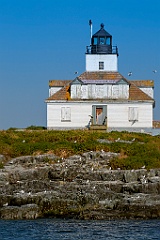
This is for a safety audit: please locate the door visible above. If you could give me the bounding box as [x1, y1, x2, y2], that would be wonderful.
[92, 105, 107, 125]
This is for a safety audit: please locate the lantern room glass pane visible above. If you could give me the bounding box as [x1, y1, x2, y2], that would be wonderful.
[93, 37, 98, 45]
[106, 37, 110, 45]
[100, 37, 105, 44]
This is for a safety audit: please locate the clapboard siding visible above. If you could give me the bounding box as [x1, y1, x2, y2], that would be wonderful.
[71, 84, 129, 99]
[47, 102, 153, 129]
[47, 103, 92, 128]
[49, 87, 62, 97]
[107, 104, 152, 128]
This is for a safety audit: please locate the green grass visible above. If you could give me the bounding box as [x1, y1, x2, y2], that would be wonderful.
[0, 129, 160, 170]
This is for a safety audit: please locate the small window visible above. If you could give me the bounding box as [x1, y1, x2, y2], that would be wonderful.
[93, 37, 98, 45]
[100, 37, 105, 44]
[106, 37, 110, 45]
[128, 107, 138, 121]
[61, 107, 71, 122]
[99, 62, 104, 70]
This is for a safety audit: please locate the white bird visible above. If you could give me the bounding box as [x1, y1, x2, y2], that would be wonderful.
[128, 71, 132, 76]
[115, 138, 120, 142]
[141, 165, 146, 169]
[3, 203, 8, 207]
[153, 70, 157, 73]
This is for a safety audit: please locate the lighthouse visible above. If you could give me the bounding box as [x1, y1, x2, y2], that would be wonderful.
[46, 22, 154, 132]
[86, 23, 118, 72]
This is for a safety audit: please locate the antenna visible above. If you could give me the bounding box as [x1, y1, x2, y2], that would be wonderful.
[89, 20, 92, 45]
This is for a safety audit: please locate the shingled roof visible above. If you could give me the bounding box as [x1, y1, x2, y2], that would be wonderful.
[46, 71, 154, 102]
[47, 80, 71, 100]
[128, 82, 153, 101]
[130, 80, 154, 88]
[49, 80, 72, 87]
[92, 25, 112, 38]
[78, 71, 125, 81]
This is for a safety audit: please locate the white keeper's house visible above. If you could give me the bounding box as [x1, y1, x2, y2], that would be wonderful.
[46, 23, 155, 132]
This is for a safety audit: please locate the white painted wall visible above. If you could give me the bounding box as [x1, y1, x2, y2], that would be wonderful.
[107, 103, 153, 128]
[139, 87, 154, 98]
[86, 54, 118, 71]
[70, 84, 129, 99]
[47, 102, 92, 129]
[47, 101, 153, 129]
[49, 87, 62, 97]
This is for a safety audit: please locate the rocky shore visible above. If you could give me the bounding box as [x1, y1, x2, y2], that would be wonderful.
[0, 151, 160, 220]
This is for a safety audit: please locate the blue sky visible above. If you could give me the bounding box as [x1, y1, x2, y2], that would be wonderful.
[0, 0, 160, 129]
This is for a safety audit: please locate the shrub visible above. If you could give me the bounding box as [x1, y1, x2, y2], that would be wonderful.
[0, 162, 4, 169]
[0, 129, 160, 170]
[26, 125, 47, 130]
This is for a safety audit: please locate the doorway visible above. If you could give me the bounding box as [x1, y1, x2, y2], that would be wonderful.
[92, 105, 107, 125]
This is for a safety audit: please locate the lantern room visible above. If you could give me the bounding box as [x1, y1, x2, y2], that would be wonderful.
[85, 23, 118, 72]
[91, 23, 112, 54]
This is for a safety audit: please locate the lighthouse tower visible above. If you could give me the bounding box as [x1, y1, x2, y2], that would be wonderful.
[86, 23, 118, 72]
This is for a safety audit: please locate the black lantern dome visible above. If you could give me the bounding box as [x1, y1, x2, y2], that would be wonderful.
[91, 23, 112, 54]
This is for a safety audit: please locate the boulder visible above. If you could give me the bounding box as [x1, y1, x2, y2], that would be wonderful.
[1, 153, 160, 220]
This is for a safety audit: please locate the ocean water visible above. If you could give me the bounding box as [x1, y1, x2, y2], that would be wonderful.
[0, 219, 160, 240]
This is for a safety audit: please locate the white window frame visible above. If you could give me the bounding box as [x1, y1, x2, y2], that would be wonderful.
[128, 107, 138, 121]
[61, 107, 71, 122]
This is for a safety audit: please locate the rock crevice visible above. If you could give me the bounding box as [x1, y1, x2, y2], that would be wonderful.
[0, 152, 160, 220]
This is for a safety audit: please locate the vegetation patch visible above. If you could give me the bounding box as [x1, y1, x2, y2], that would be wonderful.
[0, 129, 160, 169]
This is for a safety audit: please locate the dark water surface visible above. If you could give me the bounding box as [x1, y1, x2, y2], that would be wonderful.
[0, 218, 160, 240]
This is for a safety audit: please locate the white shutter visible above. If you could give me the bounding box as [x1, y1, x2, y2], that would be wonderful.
[65, 107, 71, 121]
[61, 107, 66, 121]
[129, 107, 138, 121]
[61, 107, 71, 121]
